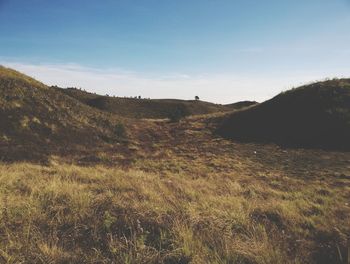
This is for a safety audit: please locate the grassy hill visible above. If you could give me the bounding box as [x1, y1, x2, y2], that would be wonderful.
[0, 67, 349, 263]
[224, 100, 257, 109]
[218, 79, 350, 150]
[0, 66, 254, 162]
[0, 66, 126, 162]
[56, 87, 233, 119]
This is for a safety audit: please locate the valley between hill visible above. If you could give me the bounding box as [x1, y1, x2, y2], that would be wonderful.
[0, 66, 349, 263]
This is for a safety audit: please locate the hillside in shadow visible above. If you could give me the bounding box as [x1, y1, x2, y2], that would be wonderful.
[224, 100, 257, 109]
[218, 79, 350, 150]
[56, 87, 235, 119]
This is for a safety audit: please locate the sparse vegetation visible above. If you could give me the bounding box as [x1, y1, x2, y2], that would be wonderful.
[167, 105, 190, 122]
[55, 87, 234, 119]
[0, 68, 349, 263]
[114, 122, 127, 139]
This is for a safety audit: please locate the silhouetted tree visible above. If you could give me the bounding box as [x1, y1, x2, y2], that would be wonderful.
[195, 96, 200, 101]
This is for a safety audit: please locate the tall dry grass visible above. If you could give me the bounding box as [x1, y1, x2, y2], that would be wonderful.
[0, 162, 348, 263]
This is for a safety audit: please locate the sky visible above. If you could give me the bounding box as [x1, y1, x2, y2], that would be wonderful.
[1, 0, 350, 103]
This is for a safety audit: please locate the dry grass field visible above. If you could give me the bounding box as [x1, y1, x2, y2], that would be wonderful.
[0, 67, 349, 263]
[1, 115, 349, 264]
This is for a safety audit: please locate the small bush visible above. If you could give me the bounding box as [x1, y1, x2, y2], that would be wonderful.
[167, 105, 190, 122]
[114, 122, 126, 138]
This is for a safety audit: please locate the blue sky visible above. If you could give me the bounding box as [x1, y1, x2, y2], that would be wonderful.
[1, 0, 350, 103]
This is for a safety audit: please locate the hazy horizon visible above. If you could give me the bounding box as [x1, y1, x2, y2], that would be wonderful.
[1, 0, 350, 103]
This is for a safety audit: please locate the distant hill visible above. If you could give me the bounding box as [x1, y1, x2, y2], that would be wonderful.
[218, 79, 350, 150]
[56, 87, 234, 119]
[0, 66, 257, 161]
[0, 66, 124, 161]
[224, 100, 258, 110]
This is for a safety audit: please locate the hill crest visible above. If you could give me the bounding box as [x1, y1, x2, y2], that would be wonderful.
[55, 87, 237, 119]
[218, 78, 350, 150]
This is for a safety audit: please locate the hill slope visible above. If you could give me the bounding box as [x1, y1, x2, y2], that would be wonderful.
[56, 87, 233, 119]
[0, 66, 125, 161]
[0, 67, 349, 263]
[218, 79, 350, 150]
[224, 100, 258, 109]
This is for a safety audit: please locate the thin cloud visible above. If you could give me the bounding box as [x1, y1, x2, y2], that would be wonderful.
[2, 61, 349, 104]
[334, 49, 350, 55]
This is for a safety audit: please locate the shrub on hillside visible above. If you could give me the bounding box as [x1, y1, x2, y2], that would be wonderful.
[167, 105, 190, 122]
[114, 122, 127, 139]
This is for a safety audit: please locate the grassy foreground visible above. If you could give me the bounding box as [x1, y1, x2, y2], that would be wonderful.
[0, 161, 349, 263]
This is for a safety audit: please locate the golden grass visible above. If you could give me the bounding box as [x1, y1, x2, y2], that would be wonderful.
[0, 161, 349, 263]
[1, 66, 349, 264]
[0, 66, 47, 90]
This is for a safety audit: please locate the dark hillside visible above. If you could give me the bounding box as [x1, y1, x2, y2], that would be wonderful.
[0, 66, 125, 161]
[56, 87, 233, 119]
[225, 100, 258, 109]
[218, 79, 350, 150]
